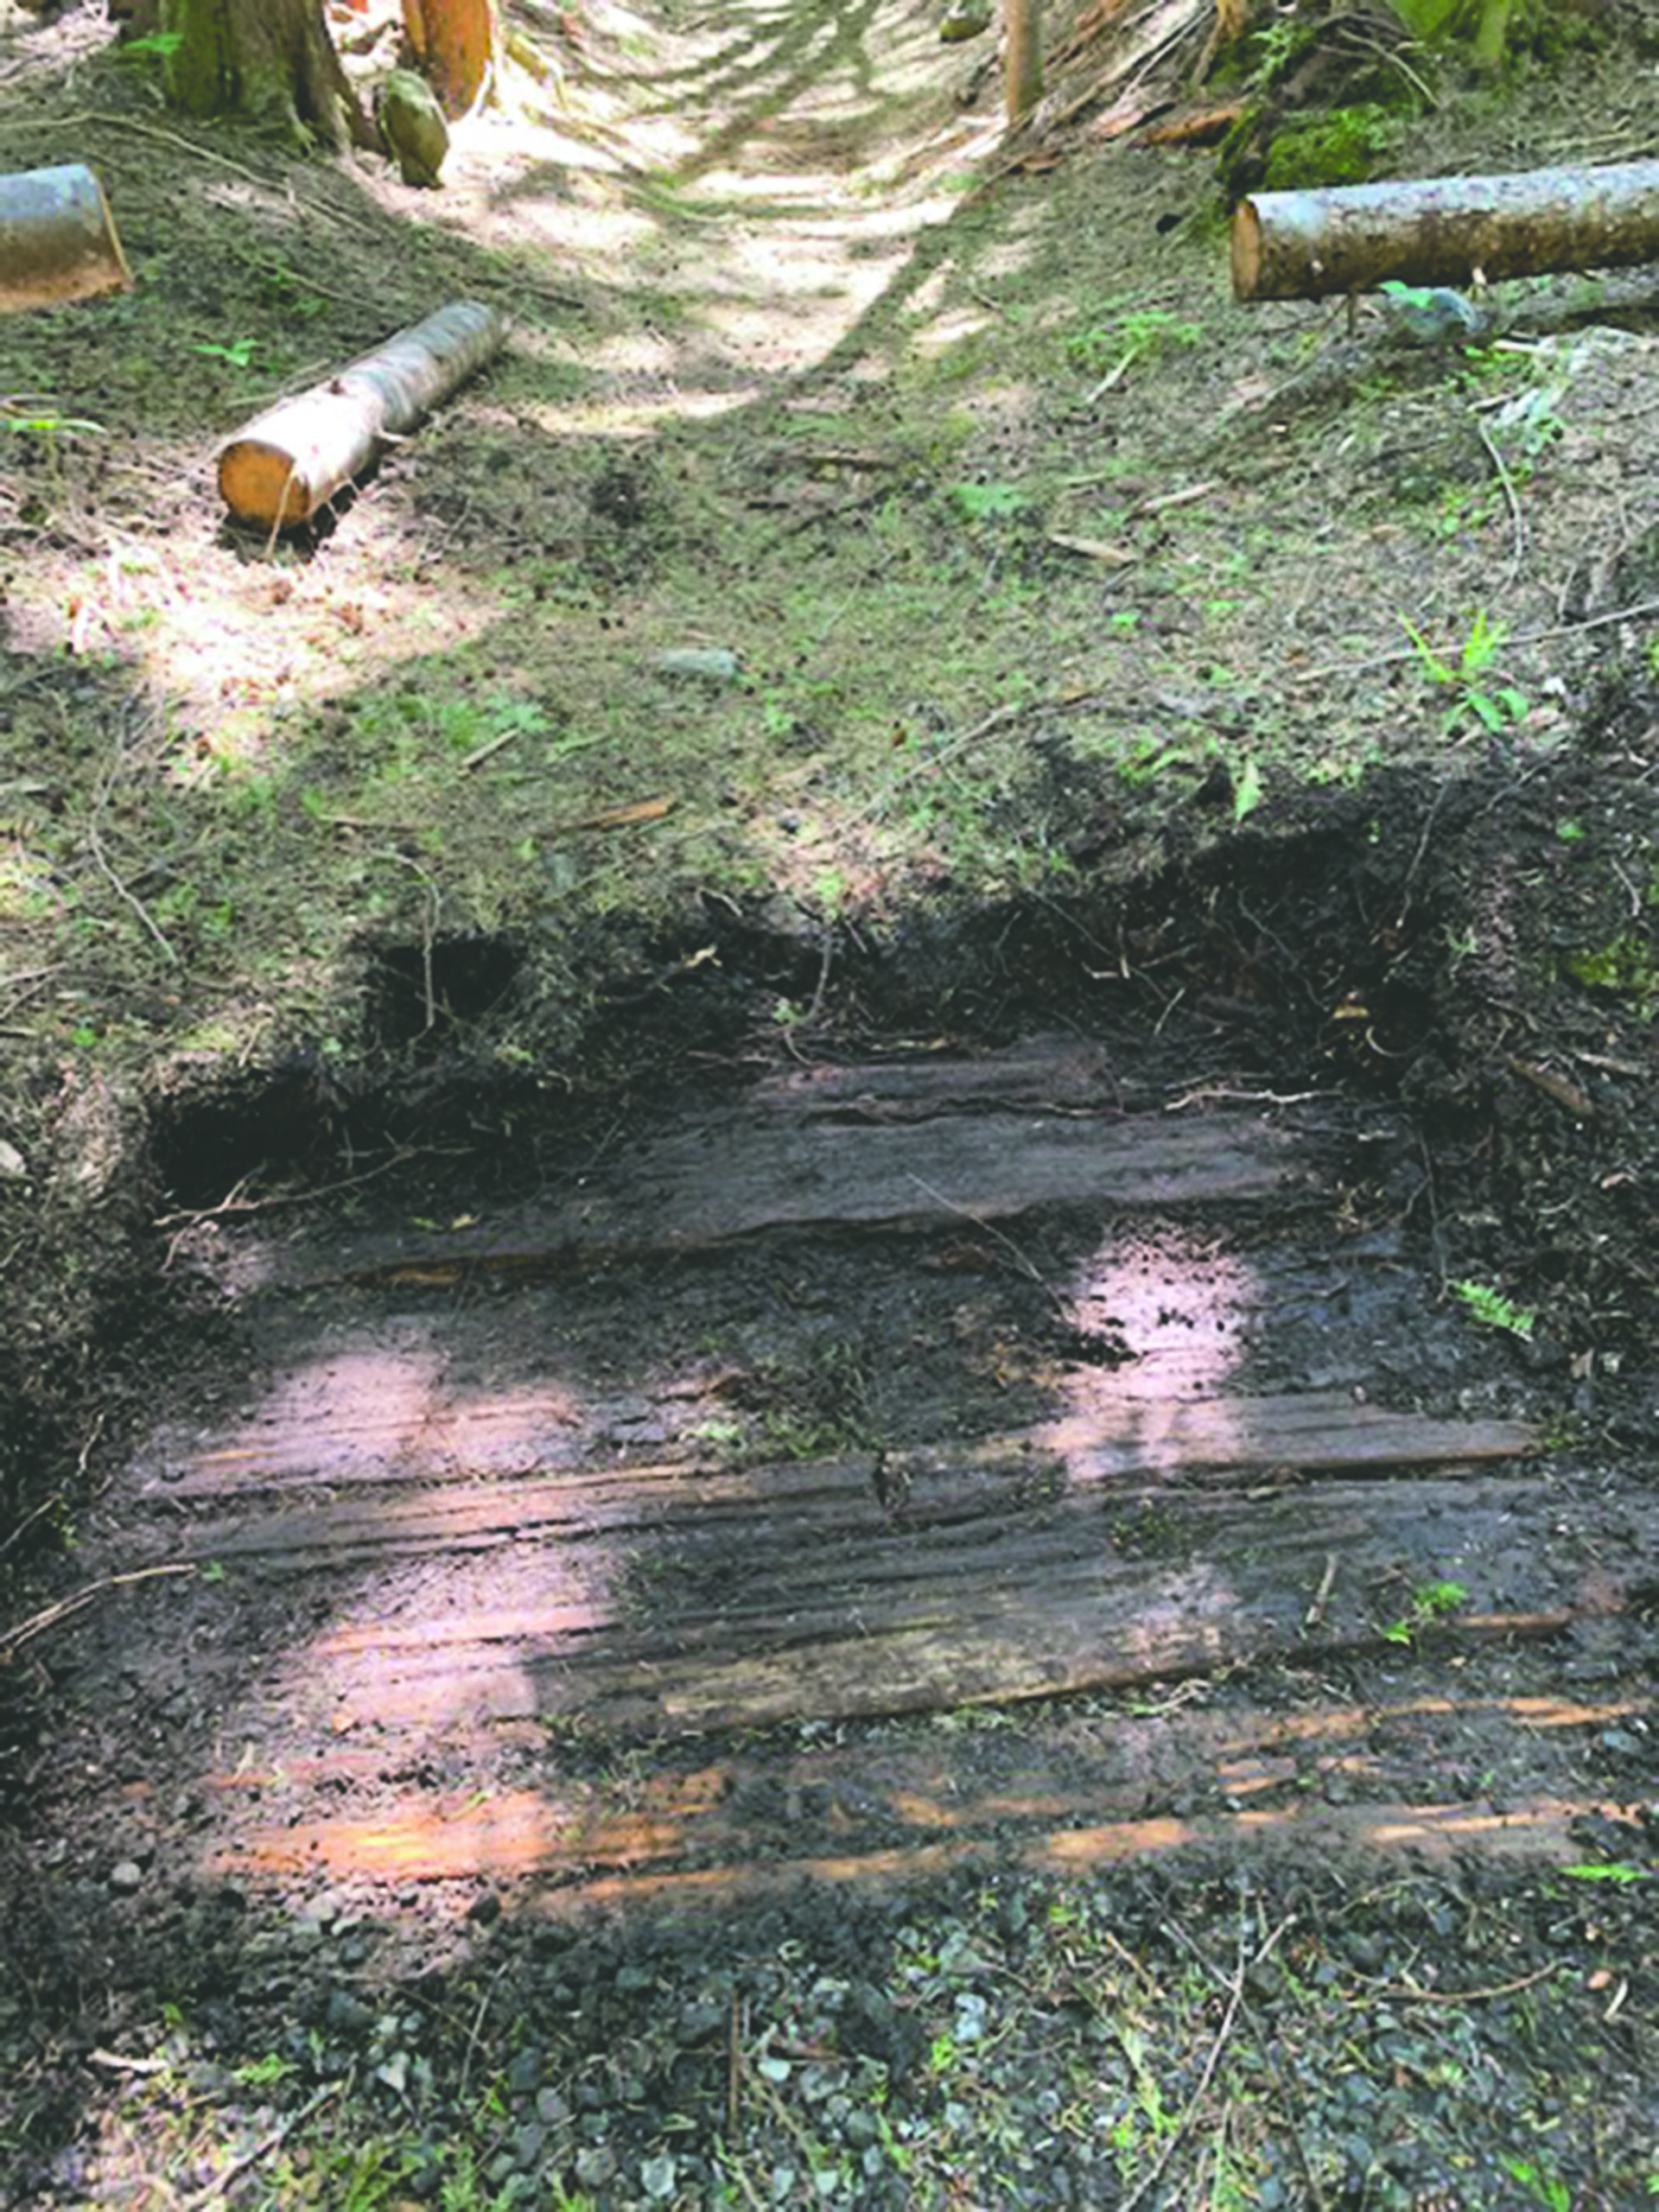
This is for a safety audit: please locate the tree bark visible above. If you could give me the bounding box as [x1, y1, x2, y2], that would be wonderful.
[403, 0, 501, 117]
[1232, 160, 1659, 302]
[218, 301, 508, 531]
[162, 0, 378, 152]
[1005, 0, 1044, 122]
[0, 165, 131, 314]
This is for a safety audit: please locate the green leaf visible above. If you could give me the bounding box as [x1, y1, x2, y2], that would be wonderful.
[1232, 757, 1262, 822]
[1452, 1279, 1535, 1338]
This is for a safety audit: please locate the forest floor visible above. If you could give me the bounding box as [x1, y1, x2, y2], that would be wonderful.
[1, 0, 1657, 2204]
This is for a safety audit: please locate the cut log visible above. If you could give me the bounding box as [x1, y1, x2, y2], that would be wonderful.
[1232, 159, 1659, 303]
[216, 299, 507, 531]
[0, 164, 131, 315]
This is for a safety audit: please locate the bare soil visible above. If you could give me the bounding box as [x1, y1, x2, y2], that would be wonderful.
[2, 2, 1657, 2205]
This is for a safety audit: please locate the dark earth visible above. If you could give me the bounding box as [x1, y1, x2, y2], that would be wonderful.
[3, 0, 1658, 2205]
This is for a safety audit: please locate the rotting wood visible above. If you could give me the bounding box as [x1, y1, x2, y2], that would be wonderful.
[217, 300, 507, 531]
[325, 1104, 1317, 1288]
[0, 162, 130, 313]
[1232, 160, 1659, 303]
[149, 1461, 1595, 1743]
[201, 1688, 1652, 1888]
[139, 1389, 1535, 1503]
[210, 1790, 1638, 1894]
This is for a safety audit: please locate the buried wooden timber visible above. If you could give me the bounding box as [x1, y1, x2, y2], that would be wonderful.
[312, 1065, 1319, 1287]
[215, 1796, 1640, 1906]
[134, 1420, 1569, 1745]
[73, 1041, 1650, 1916]
[145, 1389, 1535, 1508]
[207, 1687, 1652, 1891]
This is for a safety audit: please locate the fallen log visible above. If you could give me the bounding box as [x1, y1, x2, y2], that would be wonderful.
[1233, 159, 1659, 302]
[0, 163, 131, 314]
[216, 299, 507, 531]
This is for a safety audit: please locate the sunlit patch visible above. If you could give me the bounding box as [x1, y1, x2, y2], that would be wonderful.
[1066, 1225, 1254, 1400]
[912, 303, 994, 359]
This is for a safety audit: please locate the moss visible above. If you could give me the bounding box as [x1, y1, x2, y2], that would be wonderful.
[1562, 934, 1658, 1012]
[1259, 105, 1402, 193]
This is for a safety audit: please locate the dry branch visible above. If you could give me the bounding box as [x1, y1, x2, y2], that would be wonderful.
[1234, 159, 1659, 302]
[217, 300, 508, 531]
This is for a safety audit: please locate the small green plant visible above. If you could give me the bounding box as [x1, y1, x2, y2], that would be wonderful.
[1452, 1279, 1535, 1338]
[1067, 308, 1203, 396]
[1401, 609, 1529, 736]
[945, 480, 1027, 522]
[1563, 933, 1659, 1013]
[193, 337, 260, 372]
[115, 29, 183, 63]
[1503, 2156, 1572, 2212]
[2, 400, 105, 440]
[1381, 1578, 1469, 1645]
[234, 2051, 300, 2088]
[1560, 1861, 1647, 1885]
[1232, 757, 1262, 823]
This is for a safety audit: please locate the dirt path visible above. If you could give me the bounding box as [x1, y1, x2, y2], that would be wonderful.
[4, 3, 1659, 2203]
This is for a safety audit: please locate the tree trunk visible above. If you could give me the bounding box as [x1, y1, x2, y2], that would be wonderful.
[162, 0, 378, 152]
[1005, 0, 1043, 122]
[403, 0, 500, 117]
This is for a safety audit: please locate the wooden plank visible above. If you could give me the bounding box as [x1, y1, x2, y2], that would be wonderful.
[204, 1683, 1651, 1886]
[209, 1789, 1640, 1891]
[144, 1389, 1535, 1507]
[332, 1107, 1317, 1286]
[258, 1483, 1601, 1743]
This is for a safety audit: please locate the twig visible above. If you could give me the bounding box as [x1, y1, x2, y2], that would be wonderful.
[728, 1990, 742, 2144]
[1393, 772, 1460, 932]
[1167, 1914, 1325, 2211]
[1610, 856, 1643, 919]
[1, 1564, 194, 1662]
[1305, 1550, 1338, 1630]
[0, 1490, 62, 1564]
[460, 723, 529, 772]
[458, 1959, 511, 2101]
[89, 2049, 174, 2075]
[1363, 1961, 1561, 2006]
[153, 1147, 425, 1235]
[1119, 1917, 1253, 2212]
[907, 1173, 1062, 1310]
[186, 2080, 344, 2207]
[1474, 416, 1527, 575]
[1123, 478, 1220, 521]
[1505, 1054, 1595, 1122]
[85, 817, 177, 964]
